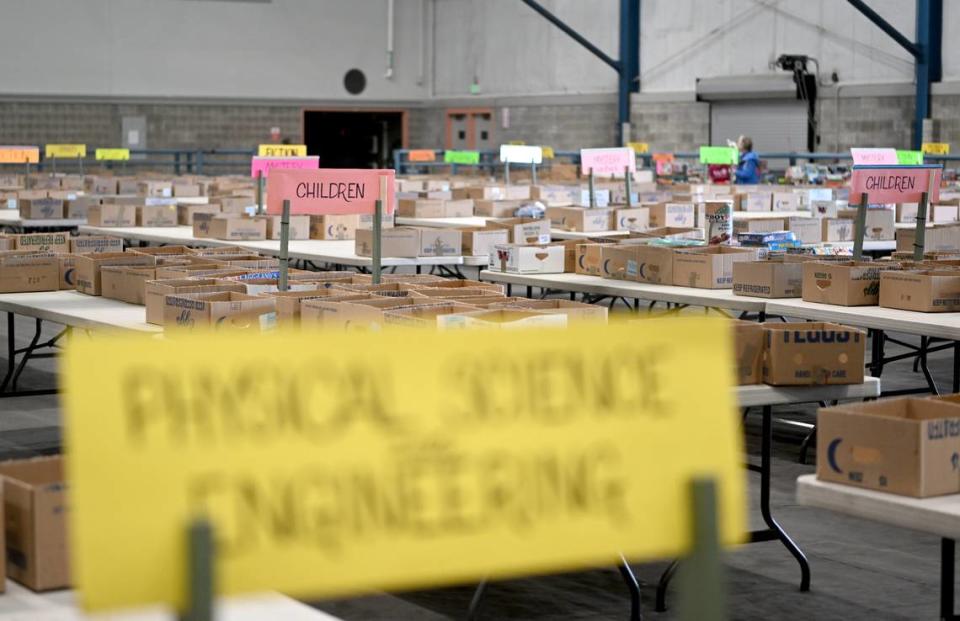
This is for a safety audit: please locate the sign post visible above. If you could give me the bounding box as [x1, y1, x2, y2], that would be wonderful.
[256, 171, 264, 215]
[624, 166, 633, 208]
[852, 193, 869, 261]
[499, 145, 543, 190]
[372, 176, 386, 285]
[581, 148, 636, 209]
[279, 199, 291, 292]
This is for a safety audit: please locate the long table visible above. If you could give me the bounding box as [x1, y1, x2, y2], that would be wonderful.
[77, 225, 488, 270]
[0, 210, 87, 232]
[797, 475, 960, 620]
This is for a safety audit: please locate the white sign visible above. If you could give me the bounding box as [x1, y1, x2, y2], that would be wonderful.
[499, 144, 543, 165]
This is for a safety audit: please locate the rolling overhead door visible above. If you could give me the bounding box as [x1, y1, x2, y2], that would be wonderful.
[709, 99, 808, 168]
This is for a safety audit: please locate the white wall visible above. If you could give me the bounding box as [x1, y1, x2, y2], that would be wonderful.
[0, 0, 427, 100]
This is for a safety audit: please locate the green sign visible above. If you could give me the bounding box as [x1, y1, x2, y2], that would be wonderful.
[699, 146, 739, 165]
[896, 150, 924, 165]
[444, 150, 481, 165]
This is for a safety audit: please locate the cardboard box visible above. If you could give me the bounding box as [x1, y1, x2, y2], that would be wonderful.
[263, 289, 369, 322]
[207, 215, 266, 241]
[73, 252, 156, 296]
[493, 298, 608, 322]
[601, 243, 675, 284]
[87, 204, 137, 227]
[417, 228, 462, 257]
[398, 198, 444, 218]
[895, 203, 957, 224]
[485, 218, 551, 245]
[212, 197, 253, 215]
[177, 204, 221, 225]
[648, 202, 695, 228]
[822, 218, 854, 242]
[772, 192, 800, 212]
[816, 399, 960, 497]
[473, 199, 524, 218]
[70, 235, 123, 254]
[637, 227, 705, 241]
[300, 297, 421, 329]
[614, 207, 650, 232]
[415, 279, 504, 294]
[490, 244, 566, 273]
[172, 182, 201, 197]
[18, 198, 63, 220]
[897, 224, 960, 254]
[100, 265, 170, 305]
[811, 200, 838, 219]
[762, 322, 865, 386]
[879, 270, 960, 312]
[786, 217, 820, 245]
[65, 196, 94, 220]
[461, 228, 509, 256]
[575, 242, 614, 276]
[0, 236, 13, 251]
[10, 232, 70, 254]
[384, 302, 483, 326]
[145, 279, 245, 324]
[138, 180, 172, 198]
[0, 252, 60, 293]
[672, 246, 760, 289]
[309, 214, 360, 240]
[839, 207, 896, 241]
[57, 254, 77, 290]
[355, 227, 420, 258]
[256, 215, 311, 240]
[136, 204, 178, 227]
[546, 206, 614, 233]
[164, 291, 277, 329]
[0, 456, 68, 591]
[741, 192, 772, 212]
[733, 217, 785, 236]
[802, 261, 888, 306]
[86, 176, 118, 194]
[732, 319, 764, 385]
[733, 260, 803, 298]
[436, 308, 567, 330]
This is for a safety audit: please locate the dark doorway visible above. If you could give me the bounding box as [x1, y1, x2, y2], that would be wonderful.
[303, 110, 406, 169]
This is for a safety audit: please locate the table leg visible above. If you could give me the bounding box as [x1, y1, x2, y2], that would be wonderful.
[618, 557, 643, 621]
[466, 579, 487, 621]
[943, 538, 956, 621]
[954, 342, 959, 394]
[526, 285, 532, 298]
[506, 284, 512, 297]
[416, 265, 421, 275]
[919, 336, 941, 395]
[871, 330, 885, 378]
[1, 311, 14, 392]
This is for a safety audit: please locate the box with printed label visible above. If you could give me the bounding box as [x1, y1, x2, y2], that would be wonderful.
[255, 214, 311, 240]
[740, 192, 772, 212]
[57, 254, 77, 290]
[0, 456, 68, 590]
[484, 217, 551, 245]
[10, 233, 69, 254]
[614, 207, 650, 232]
[86, 176, 117, 195]
[648, 202, 695, 228]
[811, 200, 838, 218]
[839, 207, 896, 241]
[355, 227, 421, 258]
[816, 398, 960, 497]
[437, 309, 567, 330]
[895, 203, 956, 223]
[772, 192, 800, 212]
[473, 199, 524, 218]
[417, 228, 462, 257]
[762, 322, 865, 386]
[575, 242, 614, 275]
[0, 252, 59, 293]
[546, 207, 614, 233]
[732, 319, 764, 385]
[897, 224, 960, 254]
[309, 214, 360, 240]
[177, 204, 221, 225]
[733, 217, 785, 236]
[263, 289, 369, 323]
[101, 265, 173, 305]
[879, 269, 960, 312]
[822, 218, 854, 242]
[461, 228, 509, 257]
[493, 298, 608, 323]
[490, 244, 565, 274]
[172, 182, 201, 197]
[601, 243, 674, 284]
[384, 302, 483, 327]
[733, 260, 804, 298]
[636, 227, 705, 241]
[135, 204, 178, 227]
[144, 279, 246, 325]
[137, 180, 172, 198]
[163, 291, 277, 330]
[18, 198, 63, 220]
[65, 197, 93, 220]
[672, 246, 760, 289]
[530, 185, 577, 205]
[802, 261, 892, 306]
[205, 215, 266, 241]
[786, 217, 820, 244]
[73, 252, 156, 296]
[300, 297, 428, 329]
[398, 198, 445, 218]
[87, 204, 136, 227]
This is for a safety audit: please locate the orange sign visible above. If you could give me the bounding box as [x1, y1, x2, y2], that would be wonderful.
[652, 152, 674, 163]
[0, 146, 40, 164]
[408, 149, 437, 162]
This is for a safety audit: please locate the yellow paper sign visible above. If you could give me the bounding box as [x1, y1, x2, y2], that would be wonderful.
[45, 144, 86, 158]
[63, 320, 744, 612]
[0, 146, 39, 164]
[542, 146, 555, 159]
[258, 144, 307, 157]
[508, 139, 526, 145]
[922, 142, 950, 155]
[628, 142, 649, 154]
[95, 148, 130, 161]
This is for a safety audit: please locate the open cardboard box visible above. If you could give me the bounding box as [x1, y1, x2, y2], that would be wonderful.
[436, 308, 567, 330]
[732, 319, 764, 385]
[163, 291, 277, 330]
[73, 252, 156, 296]
[762, 322, 865, 386]
[70, 236, 123, 255]
[672, 246, 760, 289]
[489, 298, 608, 322]
[879, 269, 960, 312]
[801, 261, 891, 306]
[145, 279, 246, 325]
[0, 252, 60, 293]
[733, 259, 804, 298]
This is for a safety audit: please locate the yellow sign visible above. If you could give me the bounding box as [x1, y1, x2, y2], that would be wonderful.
[628, 142, 649, 154]
[95, 148, 130, 161]
[508, 139, 526, 145]
[258, 144, 307, 157]
[922, 142, 950, 155]
[0, 146, 39, 164]
[45, 144, 86, 158]
[63, 320, 744, 612]
[542, 146, 555, 159]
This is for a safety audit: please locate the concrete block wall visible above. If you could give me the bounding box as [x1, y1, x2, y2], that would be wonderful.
[931, 96, 960, 148]
[629, 100, 710, 152]
[817, 95, 914, 152]
[493, 104, 618, 150]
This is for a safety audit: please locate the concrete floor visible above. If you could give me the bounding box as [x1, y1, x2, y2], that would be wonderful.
[0, 308, 956, 620]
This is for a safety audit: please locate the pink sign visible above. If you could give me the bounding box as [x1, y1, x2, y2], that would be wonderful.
[850, 148, 898, 165]
[250, 156, 319, 178]
[580, 147, 637, 177]
[849, 166, 942, 204]
[266, 168, 395, 216]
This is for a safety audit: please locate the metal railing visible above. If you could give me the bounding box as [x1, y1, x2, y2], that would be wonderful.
[0, 148, 256, 176]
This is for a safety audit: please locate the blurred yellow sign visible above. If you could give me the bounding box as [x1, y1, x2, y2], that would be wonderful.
[258, 144, 307, 157]
[0, 146, 39, 164]
[45, 144, 86, 158]
[542, 146, 555, 159]
[64, 319, 744, 612]
[628, 142, 649, 154]
[95, 148, 130, 161]
[922, 142, 950, 155]
[508, 139, 526, 145]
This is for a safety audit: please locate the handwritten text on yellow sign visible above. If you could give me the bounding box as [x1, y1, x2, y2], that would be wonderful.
[922, 142, 950, 155]
[95, 148, 130, 161]
[258, 144, 307, 157]
[628, 142, 649, 154]
[63, 320, 744, 612]
[46, 144, 86, 158]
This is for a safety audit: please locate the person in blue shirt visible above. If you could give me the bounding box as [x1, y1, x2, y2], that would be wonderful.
[734, 135, 761, 184]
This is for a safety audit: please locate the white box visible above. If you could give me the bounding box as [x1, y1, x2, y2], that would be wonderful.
[489, 244, 565, 274]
